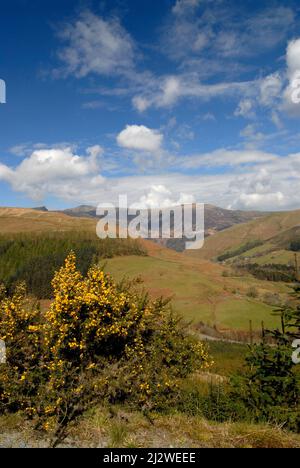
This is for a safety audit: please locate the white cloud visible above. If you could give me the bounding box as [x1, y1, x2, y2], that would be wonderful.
[2, 142, 300, 212]
[259, 73, 283, 107]
[283, 38, 300, 116]
[234, 99, 255, 119]
[56, 11, 135, 78]
[117, 125, 163, 152]
[159, 76, 182, 107]
[271, 111, 283, 129]
[202, 112, 216, 121]
[228, 168, 286, 210]
[286, 38, 300, 79]
[164, 3, 295, 68]
[132, 96, 151, 112]
[86, 145, 104, 159]
[231, 191, 285, 210]
[239, 124, 267, 145]
[132, 184, 195, 209]
[178, 148, 277, 169]
[172, 0, 200, 16]
[0, 147, 104, 200]
[9, 144, 30, 157]
[132, 73, 253, 111]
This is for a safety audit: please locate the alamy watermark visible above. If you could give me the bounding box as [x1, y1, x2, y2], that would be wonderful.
[0, 79, 6, 104]
[291, 72, 300, 104]
[292, 339, 300, 365]
[0, 340, 6, 364]
[96, 196, 204, 250]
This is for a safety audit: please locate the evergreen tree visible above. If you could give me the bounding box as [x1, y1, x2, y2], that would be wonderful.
[240, 286, 300, 431]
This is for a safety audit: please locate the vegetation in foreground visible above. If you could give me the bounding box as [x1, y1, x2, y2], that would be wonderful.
[1, 408, 300, 448]
[0, 252, 299, 448]
[0, 253, 210, 447]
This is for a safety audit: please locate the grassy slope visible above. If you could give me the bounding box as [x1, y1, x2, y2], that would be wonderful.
[0, 207, 97, 233]
[104, 245, 285, 330]
[188, 209, 300, 261]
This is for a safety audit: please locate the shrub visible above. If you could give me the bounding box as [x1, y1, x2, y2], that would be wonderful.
[233, 291, 300, 432]
[0, 252, 211, 447]
[0, 283, 43, 416]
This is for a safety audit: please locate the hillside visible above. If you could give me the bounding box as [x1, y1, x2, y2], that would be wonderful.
[0, 207, 97, 233]
[103, 239, 288, 332]
[189, 209, 300, 261]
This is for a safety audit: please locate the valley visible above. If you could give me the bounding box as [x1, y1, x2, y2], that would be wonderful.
[0, 205, 298, 334]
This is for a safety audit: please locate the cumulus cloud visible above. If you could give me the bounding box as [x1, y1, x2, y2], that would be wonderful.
[233, 191, 285, 210]
[56, 11, 135, 78]
[0, 146, 104, 200]
[2, 144, 300, 211]
[283, 38, 300, 116]
[117, 125, 163, 152]
[132, 184, 195, 209]
[228, 168, 286, 210]
[286, 39, 300, 79]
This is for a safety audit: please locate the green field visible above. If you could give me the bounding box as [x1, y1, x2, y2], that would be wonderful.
[104, 255, 282, 331]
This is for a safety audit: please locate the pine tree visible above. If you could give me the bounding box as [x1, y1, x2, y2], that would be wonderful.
[241, 286, 300, 432]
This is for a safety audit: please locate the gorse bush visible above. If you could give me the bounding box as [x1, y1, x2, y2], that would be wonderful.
[0, 253, 211, 447]
[0, 232, 146, 299]
[0, 283, 42, 415]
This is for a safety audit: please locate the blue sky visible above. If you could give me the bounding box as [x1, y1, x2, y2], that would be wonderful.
[1, 0, 300, 210]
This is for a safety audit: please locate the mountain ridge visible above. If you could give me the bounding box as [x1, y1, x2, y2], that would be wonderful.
[61, 203, 269, 236]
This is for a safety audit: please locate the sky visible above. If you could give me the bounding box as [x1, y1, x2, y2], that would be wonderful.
[1, 0, 300, 211]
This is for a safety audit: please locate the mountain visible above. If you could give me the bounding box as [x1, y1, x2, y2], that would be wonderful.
[63, 204, 267, 232]
[203, 204, 268, 233]
[63, 205, 97, 218]
[0, 204, 266, 238]
[32, 206, 49, 212]
[0, 207, 97, 233]
[61, 204, 267, 252]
